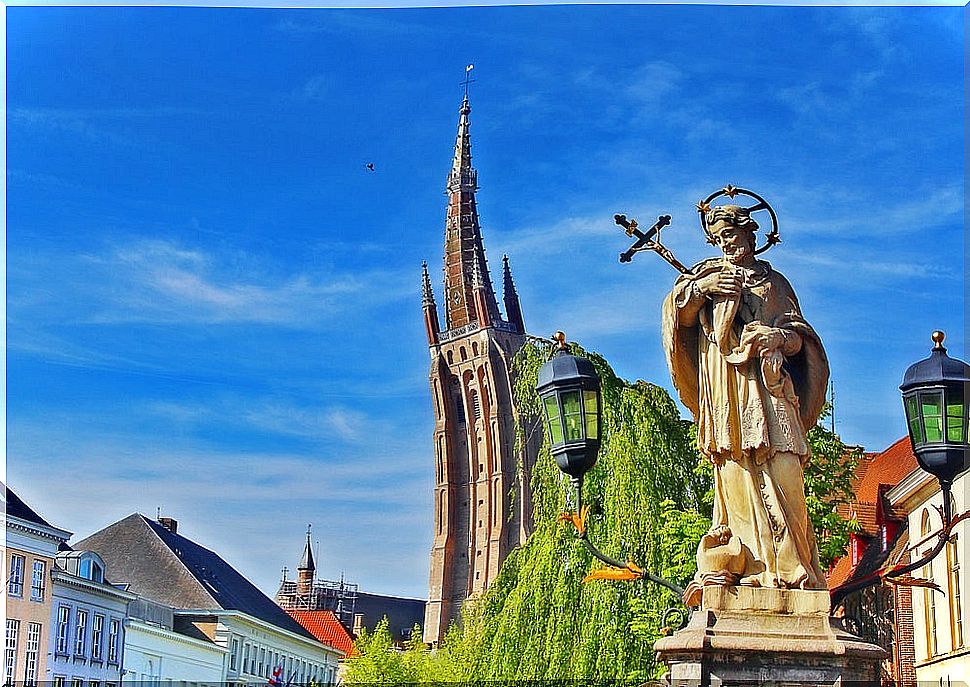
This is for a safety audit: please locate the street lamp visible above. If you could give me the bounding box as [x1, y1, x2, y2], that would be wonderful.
[535, 332, 686, 615]
[832, 330, 970, 604]
[901, 331, 970, 501]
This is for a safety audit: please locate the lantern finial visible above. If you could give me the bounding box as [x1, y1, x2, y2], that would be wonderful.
[554, 331, 568, 351]
[933, 330, 946, 350]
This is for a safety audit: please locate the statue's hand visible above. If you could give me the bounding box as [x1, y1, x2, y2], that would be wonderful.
[738, 324, 786, 357]
[695, 269, 741, 298]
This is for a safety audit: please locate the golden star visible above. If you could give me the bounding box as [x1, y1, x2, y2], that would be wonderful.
[696, 200, 711, 214]
[723, 184, 739, 198]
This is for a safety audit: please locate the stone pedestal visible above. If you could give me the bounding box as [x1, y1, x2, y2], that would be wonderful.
[654, 586, 885, 686]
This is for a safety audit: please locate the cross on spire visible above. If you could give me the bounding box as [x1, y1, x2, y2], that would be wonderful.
[462, 64, 475, 98]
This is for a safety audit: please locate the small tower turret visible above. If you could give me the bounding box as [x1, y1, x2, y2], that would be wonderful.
[502, 254, 525, 334]
[422, 261, 441, 346]
[297, 524, 315, 597]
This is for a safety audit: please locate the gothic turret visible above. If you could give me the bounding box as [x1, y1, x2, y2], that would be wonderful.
[502, 255, 525, 335]
[297, 524, 314, 596]
[422, 261, 440, 346]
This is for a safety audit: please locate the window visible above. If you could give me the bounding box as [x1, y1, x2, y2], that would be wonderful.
[243, 644, 250, 674]
[107, 619, 120, 663]
[75, 609, 88, 655]
[92, 614, 104, 660]
[56, 606, 71, 654]
[5, 619, 19, 685]
[91, 680, 101, 687]
[79, 558, 104, 584]
[24, 622, 40, 687]
[72, 678, 84, 687]
[8, 555, 25, 597]
[950, 535, 964, 649]
[229, 638, 238, 671]
[30, 560, 46, 601]
[53, 677, 65, 687]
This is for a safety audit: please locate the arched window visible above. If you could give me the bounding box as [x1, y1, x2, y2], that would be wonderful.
[922, 509, 939, 657]
[460, 346, 467, 362]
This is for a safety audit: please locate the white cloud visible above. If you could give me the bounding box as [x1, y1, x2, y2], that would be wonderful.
[10, 238, 413, 329]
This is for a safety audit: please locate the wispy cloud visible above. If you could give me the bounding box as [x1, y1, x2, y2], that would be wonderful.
[10, 238, 413, 328]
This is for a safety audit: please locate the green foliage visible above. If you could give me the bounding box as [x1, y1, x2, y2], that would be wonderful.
[419, 339, 705, 681]
[805, 405, 862, 568]
[348, 342, 861, 682]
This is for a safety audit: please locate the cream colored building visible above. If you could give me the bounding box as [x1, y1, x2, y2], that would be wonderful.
[888, 464, 970, 685]
[5, 488, 72, 686]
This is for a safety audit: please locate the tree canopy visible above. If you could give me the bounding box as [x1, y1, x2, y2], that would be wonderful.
[345, 339, 858, 682]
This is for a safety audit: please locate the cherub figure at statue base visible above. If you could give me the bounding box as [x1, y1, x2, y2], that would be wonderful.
[682, 525, 749, 607]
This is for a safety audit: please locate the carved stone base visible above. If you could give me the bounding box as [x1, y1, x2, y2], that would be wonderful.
[654, 586, 886, 686]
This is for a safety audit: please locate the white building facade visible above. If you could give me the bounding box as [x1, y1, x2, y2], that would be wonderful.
[176, 610, 340, 686]
[48, 551, 136, 687]
[889, 466, 970, 684]
[123, 611, 227, 687]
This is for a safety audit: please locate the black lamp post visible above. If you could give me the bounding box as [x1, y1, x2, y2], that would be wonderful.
[832, 330, 970, 605]
[535, 332, 685, 606]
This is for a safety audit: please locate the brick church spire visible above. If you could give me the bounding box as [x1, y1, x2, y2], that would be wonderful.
[421, 89, 539, 646]
[442, 95, 501, 331]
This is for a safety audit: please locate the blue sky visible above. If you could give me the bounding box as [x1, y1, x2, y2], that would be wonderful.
[7, 5, 964, 600]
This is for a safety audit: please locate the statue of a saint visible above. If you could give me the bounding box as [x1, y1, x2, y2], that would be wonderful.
[661, 204, 829, 596]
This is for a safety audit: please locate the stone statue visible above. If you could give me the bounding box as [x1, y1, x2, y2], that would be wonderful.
[660, 202, 829, 602]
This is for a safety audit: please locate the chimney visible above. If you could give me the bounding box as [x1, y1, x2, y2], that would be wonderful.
[158, 517, 178, 534]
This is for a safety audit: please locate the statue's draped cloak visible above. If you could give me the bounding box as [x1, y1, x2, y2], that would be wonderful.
[662, 258, 830, 589]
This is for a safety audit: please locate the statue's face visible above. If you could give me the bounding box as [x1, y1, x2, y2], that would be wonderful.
[712, 220, 755, 265]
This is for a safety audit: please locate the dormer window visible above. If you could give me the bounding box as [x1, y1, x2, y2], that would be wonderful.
[78, 557, 104, 583]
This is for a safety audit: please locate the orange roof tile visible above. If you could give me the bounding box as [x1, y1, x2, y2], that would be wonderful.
[854, 437, 919, 503]
[827, 437, 920, 591]
[286, 610, 356, 657]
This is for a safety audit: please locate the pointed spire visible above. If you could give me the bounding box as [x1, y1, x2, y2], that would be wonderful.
[502, 255, 516, 296]
[422, 261, 436, 307]
[442, 92, 500, 331]
[422, 261, 441, 346]
[298, 524, 315, 572]
[447, 96, 476, 193]
[502, 254, 525, 334]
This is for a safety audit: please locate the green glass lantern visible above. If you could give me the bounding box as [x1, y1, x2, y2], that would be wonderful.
[535, 332, 602, 483]
[900, 331, 970, 486]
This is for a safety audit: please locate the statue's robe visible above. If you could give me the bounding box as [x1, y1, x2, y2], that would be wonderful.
[662, 257, 829, 589]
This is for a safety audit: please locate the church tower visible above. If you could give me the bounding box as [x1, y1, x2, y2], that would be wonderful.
[422, 94, 536, 644]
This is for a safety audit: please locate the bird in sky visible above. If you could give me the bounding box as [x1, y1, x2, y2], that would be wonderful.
[365, 163, 375, 172]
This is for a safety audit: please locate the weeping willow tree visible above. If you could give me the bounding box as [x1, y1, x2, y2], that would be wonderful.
[345, 338, 858, 682]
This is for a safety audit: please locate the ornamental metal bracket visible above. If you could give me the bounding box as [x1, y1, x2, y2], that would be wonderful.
[831, 484, 970, 607]
[560, 478, 690, 632]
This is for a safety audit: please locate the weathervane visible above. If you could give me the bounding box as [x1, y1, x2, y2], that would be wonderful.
[462, 64, 475, 97]
[615, 184, 781, 272]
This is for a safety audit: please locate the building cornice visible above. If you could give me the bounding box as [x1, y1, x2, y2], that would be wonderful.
[6, 515, 72, 543]
[126, 618, 228, 654]
[174, 609, 342, 657]
[885, 467, 935, 511]
[51, 569, 138, 602]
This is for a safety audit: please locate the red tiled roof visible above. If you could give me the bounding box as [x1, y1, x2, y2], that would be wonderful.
[827, 548, 855, 589]
[286, 610, 356, 657]
[827, 437, 920, 591]
[854, 437, 919, 503]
